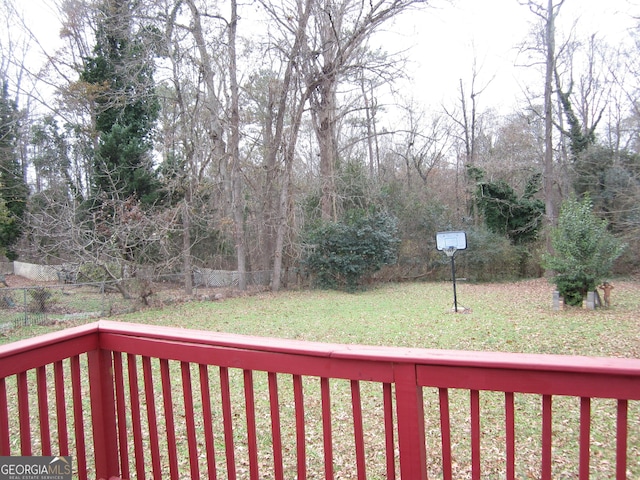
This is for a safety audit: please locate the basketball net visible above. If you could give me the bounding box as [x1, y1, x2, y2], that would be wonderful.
[444, 246, 457, 257]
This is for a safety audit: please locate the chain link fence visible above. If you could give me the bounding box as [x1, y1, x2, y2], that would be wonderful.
[0, 282, 138, 330]
[192, 268, 272, 287]
[0, 264, 275, 331]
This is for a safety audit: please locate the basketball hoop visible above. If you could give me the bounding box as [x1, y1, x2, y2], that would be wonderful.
[435, 231, 467, 313]
[444, 246, 457, 257]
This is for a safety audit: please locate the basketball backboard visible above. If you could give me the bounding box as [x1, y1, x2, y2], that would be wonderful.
[436, 231, 467, 251]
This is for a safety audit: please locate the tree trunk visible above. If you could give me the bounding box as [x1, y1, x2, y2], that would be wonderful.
[271, 170, 290, 292]
[361, 77, 377, 176]
[543, 0, 559, 255]
[259, 0, 313, 291]
[258, 83, 278, 273]
[229, 0, 247, 290]
[316, 79, 338, 221]
[182, 201, 193, 295]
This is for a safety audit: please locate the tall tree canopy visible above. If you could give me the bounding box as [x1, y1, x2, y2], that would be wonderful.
[80, 0, 160, 205]
[0, 80, 27, 260]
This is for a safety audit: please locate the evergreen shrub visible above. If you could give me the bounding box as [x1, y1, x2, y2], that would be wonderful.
[303, 210, 400, 291]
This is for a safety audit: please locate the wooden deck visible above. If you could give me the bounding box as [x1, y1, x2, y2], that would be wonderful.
[0, 320, 639, 479]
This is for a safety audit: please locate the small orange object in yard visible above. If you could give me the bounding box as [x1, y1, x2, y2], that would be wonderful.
[599, 282, 614, 307]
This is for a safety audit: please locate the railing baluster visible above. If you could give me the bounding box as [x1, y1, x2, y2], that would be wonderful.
[439, 387, 452, 480]
[505, 392, 515, 480]
[36, 365, 51, 455]
[321, 377, 334, 480]
[17, 371, 30, 455]
[87, 348, 119, 479]
[470, 389, 481, 480]
[180, 361, 200, 479]
[579, 397, 591, 479]
[70, 355, 87, 480]
[220, 366, 237, 480]
[0, 377, 9, 454]
[382, 382, 395, 480]
[160, 359, 179, 480]
[351, 379, 367, 480]
[142, 356, 162, 478]
[126, 353, 145, 480]
[199, 364, 217, 479]
[395, 364, 427, 479]
[616, 399, 628, 480]
[112, 352, 129, 480]
[243, 369, 259, 479]
[293, 374, 307, 479]
[541, 394, 553, 480]
[269, 371, 284, 480]
[53, 360, 68, 456]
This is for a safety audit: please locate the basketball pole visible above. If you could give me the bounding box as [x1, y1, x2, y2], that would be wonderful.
[436, 231, 466, 313]
[449, 248, 458, 312]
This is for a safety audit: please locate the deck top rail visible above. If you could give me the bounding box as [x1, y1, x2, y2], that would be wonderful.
[0, 320, 639, 479]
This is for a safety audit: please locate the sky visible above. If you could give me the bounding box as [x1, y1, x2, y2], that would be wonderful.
[17, 0, 640, 117]
[379, 0, 638, 114]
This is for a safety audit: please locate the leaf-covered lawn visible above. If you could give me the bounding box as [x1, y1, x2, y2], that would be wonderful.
[5, 278, 639, 359]
[104, 278, 640, 359]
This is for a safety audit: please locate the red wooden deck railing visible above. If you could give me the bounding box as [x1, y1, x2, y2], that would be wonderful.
[0, 320, 639, 479]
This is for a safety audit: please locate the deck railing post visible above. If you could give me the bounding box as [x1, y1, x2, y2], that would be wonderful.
[87, 348, 119, 479]
[395, 363, 427, 479]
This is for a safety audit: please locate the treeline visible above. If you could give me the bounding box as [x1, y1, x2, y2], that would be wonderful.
[0, 0, 639, 294]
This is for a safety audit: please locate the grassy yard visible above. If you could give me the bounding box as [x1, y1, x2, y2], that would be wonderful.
[118, 278, 640, 358]
[8, 277, 636, 357]
[2, 278, 639, 479]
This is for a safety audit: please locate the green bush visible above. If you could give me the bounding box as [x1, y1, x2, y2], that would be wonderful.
[28, 287, 54, 313]
[303, 210, 400, 291]
[543, 196, 625, 306]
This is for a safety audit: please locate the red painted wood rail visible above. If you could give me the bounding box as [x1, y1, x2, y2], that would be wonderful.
[0, 320, 639, 479]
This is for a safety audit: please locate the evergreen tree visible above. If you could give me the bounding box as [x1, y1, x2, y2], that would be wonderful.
[543, 196, 625, 306]
[0, 80, 28, 260]
[81, 0, 160, 205]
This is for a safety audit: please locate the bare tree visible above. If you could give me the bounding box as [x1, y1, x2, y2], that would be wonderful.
[520, 0, 565, 256]
[394, 103, 452, 189]
[299, 0, 429, 221]
[25, 186, 176, 300]
[256, 0, 314, 290]
[161, 0, 248, 290]
[227, 0, 247, 290]
[443, 58, 493, 223]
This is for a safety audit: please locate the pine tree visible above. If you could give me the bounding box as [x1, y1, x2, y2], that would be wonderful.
[0, 80, 28, 260]
[81, 0, 160, 205]
[543, 196, 625, 306]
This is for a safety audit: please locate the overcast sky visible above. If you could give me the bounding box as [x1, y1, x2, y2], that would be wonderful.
[18, 0, 640, 118]
[385, 0, 638, 114]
